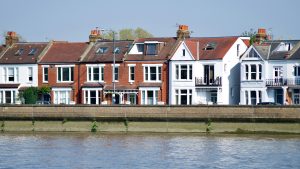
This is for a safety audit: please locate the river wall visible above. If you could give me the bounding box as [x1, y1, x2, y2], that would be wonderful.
[1, 105, 300, 122]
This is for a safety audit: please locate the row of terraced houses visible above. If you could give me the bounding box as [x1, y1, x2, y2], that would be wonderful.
[0, 26, 300, 105]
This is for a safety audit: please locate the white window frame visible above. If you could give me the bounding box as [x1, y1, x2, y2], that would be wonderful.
[83, 88, 102, 104]
[87, 64, 105, 82]
[174, 89, 192, 105]
[140, 87, 159, 105]
[244, 64, 262, 81]
[143, 64, 162, 82]
[3, 67, 19, 83]
[175, 64, 193, 81]
[56, 65, 74, 83]
[0, 89, 18, 104]
[28, 67, 33, 82]
[42, 65, 49, 83]
[128, 64, 136, 82]
[111, 64, 120, 82]
[52, 88, 72, 104]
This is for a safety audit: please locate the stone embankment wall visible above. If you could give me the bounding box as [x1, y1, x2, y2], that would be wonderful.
[1, 105, 300, 122]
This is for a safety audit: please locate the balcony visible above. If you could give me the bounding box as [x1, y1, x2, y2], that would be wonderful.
[266, 78, 300, 87]
[195, 77, 222, 86]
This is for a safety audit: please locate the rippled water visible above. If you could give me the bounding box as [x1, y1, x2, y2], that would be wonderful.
[0, 133, 299, 169]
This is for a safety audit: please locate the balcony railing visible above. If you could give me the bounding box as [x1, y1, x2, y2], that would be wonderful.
[266, 78, 300, 87]
[195, 77, 222, 86]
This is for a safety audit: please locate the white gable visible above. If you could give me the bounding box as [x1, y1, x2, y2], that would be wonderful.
[170, 42, 195, 61]
[240, 46, 264, 61]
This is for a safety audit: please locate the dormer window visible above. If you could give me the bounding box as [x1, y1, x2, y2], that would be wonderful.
[15, 49, 24, 56]
[203, 42, 216, 50]
[28, 48, 37, 55]
[247, 49, 259, 58]
[96, 47, 108, 54]
[146, 44, 157, 55]
[137, 44, 144, 53]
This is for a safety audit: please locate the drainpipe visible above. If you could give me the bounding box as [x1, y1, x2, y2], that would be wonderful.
[196, 42, 199, 60]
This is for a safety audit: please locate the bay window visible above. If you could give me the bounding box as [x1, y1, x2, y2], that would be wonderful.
[53, 89, 71, 104]
[175, 89, 192, 105]
[244, 64, 262, 80]
[141, 88, 159, 105]
[175, 64, 192, 80]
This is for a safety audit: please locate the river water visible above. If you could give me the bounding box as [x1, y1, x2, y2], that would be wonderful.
[0, 133, 299, 169]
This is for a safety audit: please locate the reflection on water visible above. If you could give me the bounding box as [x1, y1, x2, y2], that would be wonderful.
[0, 133, 299, 169]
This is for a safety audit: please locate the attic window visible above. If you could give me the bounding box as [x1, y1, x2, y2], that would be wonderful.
[113, 47, 120, 54]
[248, 49, 259, 58]
[15, 49, 24, 56]
[137, 44, 144, 53]
[96, 47, 108, 54]
[28, 48, 37, 55]
[203, 42, 216, 50]
[146, 44, 157, 55]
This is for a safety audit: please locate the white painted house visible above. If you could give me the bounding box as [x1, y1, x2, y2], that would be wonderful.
[240, 40, 300, 105]
[0, 41, 49, 104]
[169, 37, 249, 105]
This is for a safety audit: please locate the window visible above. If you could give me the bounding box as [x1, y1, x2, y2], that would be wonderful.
[248, 49, 259, 58]
[245, 91, 249, 105]
[113, 66, 119, 82]
[294, 66, 300, 76]
[137, 44, 144, 53]
[114, 47, 120, 54]
[8, 68, 15, 82]
[245, 65, 249, 80]
[15, 49, 24, 56]
[84, 89, 101, 104]
[0, 90, 17, 104]
[28, 48, 37, 55]
[43, 67, 49, 83]
[210, 90, 217, 104]
[141, 89, 159, 105]
[144, 65, 162, 82]
[175, 89, 192, 105]
[258, 91, 262, 103]
[96, 47, 108, 54]
[129, 66, 135, 82]
[245, 64, 262, 80]
[182, 49, 186, 56]
[237, 44, 240, 56]
[57, 66, 74, 82]
[128, 94, 136, 104]
[28, 67, 33, 82]
[293, 89, 300, 104]
[146, 44, 157, 55]
[250, 91, 256, 105]
[204, 42, 216, 50]
[87, 65, 104, 82]
[250, 65, 257, 80]
[175, 64, 192, 80]
[54, 90, 71, 104]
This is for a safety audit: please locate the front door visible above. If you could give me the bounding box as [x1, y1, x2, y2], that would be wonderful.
[275, 89, 283, 104]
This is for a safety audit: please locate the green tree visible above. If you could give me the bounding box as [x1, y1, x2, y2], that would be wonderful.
[20, 87, 39, 104]
[119, 29, 135, 40]
[134, 27, 153, 38]
[241, 29, 256, 45]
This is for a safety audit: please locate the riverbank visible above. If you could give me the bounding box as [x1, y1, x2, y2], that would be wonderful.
[1, 121, 299, 134]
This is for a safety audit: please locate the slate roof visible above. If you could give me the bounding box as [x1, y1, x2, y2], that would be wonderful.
[81, 82, 104, 88]
[184, 37, 239, 60]
[39, 41, 89, 63]
[0, 83, 20, 88]
[0, 42, 48, 64]
[82, 40, 133, 63]
[126, 37, 177, 61]
[253, 40, 300, 60]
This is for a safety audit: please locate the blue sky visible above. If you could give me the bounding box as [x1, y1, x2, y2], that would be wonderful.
[0, 0, 299, 42]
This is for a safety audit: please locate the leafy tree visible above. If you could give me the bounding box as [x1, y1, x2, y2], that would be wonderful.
[119, 29, 135, 40]
[20, 87, 39, 104]
[241, 29, 256, 45]
[134, 27, 153, 39]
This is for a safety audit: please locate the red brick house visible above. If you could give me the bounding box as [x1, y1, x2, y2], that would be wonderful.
[38, 41, 91, 104]
[80, 40, 133, 104]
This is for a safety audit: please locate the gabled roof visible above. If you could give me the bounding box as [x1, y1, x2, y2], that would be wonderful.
[184, 37, 239, 60]
[39, 41, 89, 64]
[82, 40, 133, 63]
[0, 42, 48, 64]
[253, 40, 300, 60]
[126, 37, 177, 61]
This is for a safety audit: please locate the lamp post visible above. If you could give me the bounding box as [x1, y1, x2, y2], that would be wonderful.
[100, 29, 117, 104]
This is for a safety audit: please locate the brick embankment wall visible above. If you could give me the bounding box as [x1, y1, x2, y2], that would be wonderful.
[1, 105, 300, 122]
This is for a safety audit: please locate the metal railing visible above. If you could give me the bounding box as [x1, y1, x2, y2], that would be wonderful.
[195, 77, 222, 86]
[266, 78, 300, 86]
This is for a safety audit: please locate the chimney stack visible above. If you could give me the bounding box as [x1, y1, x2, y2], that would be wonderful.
[255, 28, 268, 44]
[89, 28, 102, 42]
[177, 25, 190, 39]
[5, 31, 19, 46]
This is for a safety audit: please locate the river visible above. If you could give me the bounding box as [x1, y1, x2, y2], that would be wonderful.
[0, 133, 299, 169]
